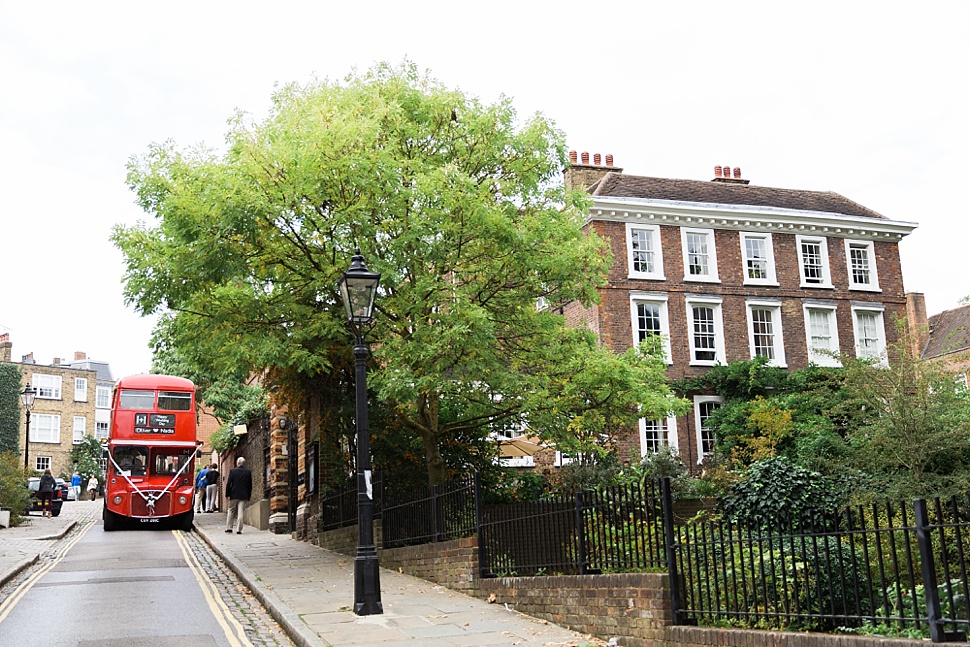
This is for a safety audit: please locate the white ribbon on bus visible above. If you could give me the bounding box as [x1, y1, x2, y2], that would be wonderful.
[108, 450, 197, 517]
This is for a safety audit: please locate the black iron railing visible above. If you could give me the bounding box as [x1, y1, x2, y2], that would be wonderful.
[381, 473, 478, 549]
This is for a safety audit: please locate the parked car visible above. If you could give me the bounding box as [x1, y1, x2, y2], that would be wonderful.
[25, 477, 65, 516]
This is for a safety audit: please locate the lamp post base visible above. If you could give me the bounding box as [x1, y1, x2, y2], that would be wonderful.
[354, 547, 383, 616]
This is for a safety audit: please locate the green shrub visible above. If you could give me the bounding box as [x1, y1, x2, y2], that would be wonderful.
[0, 451, 30, 526]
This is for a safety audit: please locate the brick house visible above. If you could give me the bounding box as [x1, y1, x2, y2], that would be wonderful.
[1, 337, 111, 477]
[561, 153, 919, 468]
[917, 302, 970, 382]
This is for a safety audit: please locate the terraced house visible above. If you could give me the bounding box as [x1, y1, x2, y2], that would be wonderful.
[562, 152, 920, 468]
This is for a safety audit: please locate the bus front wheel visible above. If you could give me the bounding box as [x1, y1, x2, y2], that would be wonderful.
[178, 509, 195, 532]
[103, 505, 120, 531]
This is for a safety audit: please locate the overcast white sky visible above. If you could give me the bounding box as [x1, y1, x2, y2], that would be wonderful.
[1, 1, 967, 380]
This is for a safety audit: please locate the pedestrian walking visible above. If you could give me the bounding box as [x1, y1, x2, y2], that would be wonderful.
[225, 456, 252, 534]
[71, 471, 82, 501]
[38, 468, 56, 517]
[87, 474, 99, 501]
[195, 463, 210, 512]
[204, 463, 220, 512]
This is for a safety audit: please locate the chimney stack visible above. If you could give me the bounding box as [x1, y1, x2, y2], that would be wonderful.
[53, 357, 61, 366]
[0, 334, 11, 364]
[711, 163, 750, 185]
[74, 351, 86, 361]
[564, 150, 623, 191]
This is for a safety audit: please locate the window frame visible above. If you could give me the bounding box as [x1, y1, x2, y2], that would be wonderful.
[35, 456, 52, 472]
[626, 223, 665, 280]
[852, 303, 888, 364]
[95, 420, 109, 441]
[845, 239, 881, 291]
[739, 232, 778, 286]
[30, 413, 61, 444]
[32, 373, 62, 400]
[745, 299, 787, 367]
[681, 227, 720, 283]
[686, 295, 726, 366]
[694, 395, 723, 463]
[630, 292, 672, 363]
[796, 235, 833, 288]
[96, 385, 111, 408]
[74, 377, 88, 402]
[803, 302, 841, 367]
[639, 416, 679, 455]
[73, 416, 86, 444]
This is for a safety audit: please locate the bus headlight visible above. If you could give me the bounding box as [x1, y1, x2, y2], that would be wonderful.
[178, 496, 188, 505]
[113, 495, 123, 504]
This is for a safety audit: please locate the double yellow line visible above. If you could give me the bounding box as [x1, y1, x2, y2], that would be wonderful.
[173, 529, 253, 647]
[0, 520, 95, 623]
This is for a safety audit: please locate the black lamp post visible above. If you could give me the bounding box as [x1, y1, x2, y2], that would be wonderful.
[337, 249, 383, 616]
[20, 383, 36, 471]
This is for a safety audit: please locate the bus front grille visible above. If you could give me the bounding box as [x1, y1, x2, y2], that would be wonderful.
[130, 491, 172, 517]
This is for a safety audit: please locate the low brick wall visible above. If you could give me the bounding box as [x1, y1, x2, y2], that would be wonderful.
[665, 626, 931, 647]
[379, 537, 479, 592]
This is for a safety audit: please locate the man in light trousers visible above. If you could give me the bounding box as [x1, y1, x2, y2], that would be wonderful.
[225, 456, 253, 534]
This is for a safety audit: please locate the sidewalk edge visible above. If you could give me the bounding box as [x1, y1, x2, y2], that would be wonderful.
[0, 554, 39, 588]
[194, 524, 331, 647]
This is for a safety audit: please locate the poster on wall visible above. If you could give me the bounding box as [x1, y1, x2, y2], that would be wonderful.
[305, 442, 318, 495]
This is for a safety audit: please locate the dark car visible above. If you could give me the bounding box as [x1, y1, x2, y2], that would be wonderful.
[26, 477, 65, 517]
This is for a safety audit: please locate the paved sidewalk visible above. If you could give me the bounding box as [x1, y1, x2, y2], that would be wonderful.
[0, 498, 99, 587]
[193, 510, 607, 647]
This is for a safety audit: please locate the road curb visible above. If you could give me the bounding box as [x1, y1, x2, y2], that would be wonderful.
[193, 523, 331, 647]
[0, 554, 39, 588]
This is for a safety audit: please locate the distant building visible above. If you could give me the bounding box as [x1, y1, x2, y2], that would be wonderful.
[561, 153, 919, 467]
[919, 302, 970, 385]
[1, 337, 115, 476]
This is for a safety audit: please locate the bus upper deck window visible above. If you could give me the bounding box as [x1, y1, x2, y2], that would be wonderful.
[119, 390, 155, 410]
[157, 391, 192, 411]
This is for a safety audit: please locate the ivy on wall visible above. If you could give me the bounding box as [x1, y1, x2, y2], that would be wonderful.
[0, 364, 23, 455]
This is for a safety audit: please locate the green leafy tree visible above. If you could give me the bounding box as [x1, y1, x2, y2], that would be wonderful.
[0, 364, 22, 455]
[114, 61, 682, 484]
[0, 452, 30, 526]
[70, 435, 105, 485]
[840, 325, 970, 499]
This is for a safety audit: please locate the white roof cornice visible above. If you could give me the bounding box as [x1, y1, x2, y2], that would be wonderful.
[588, 196, 918, 240]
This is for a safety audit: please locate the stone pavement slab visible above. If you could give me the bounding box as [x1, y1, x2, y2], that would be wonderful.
[193, 509, 607, 647]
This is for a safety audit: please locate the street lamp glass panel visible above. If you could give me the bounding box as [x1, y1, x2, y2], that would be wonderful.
[20, 384, 36, 409]
[338, 255, 381, 324]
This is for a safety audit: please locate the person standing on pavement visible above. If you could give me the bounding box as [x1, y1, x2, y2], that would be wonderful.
[87, 474, 99, 500]
[71, 471, 81, 501]
[204, 463, 220, 512]
[38, 468, 56, 517]
[225, 456, 252, 534]
[195, 463, 210, 513]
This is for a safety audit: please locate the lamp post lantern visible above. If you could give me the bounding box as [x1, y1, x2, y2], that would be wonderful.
[337, 249, 383, 616]
[20, 383, 36, 471]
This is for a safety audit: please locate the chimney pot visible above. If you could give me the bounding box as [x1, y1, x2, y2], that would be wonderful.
[733, 167, 741, 179]
[714, 165, 722, 178]
[593, 153, 601, 165]
[569, 150, 578, 164]
[605, 154, 614, 167]
[581, 151, 590, 164]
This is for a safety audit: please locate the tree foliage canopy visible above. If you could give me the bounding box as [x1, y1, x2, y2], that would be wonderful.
[114, 62, 684, 484]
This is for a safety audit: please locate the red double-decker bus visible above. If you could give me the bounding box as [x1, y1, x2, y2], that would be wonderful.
[103, 374, 199, 531]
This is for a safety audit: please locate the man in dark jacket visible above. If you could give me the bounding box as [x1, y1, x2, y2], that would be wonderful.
[225, 456, 253, 534]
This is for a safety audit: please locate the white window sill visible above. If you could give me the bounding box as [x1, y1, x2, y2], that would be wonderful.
[743, 280, 780, 287]
[848, 285, 882, 292]
[683, 276, 721, 283]
[800, 282, 834, 289]
[628, 274, 666, 281]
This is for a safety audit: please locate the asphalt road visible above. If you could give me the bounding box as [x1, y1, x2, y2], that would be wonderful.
[0, 510, 292, 647]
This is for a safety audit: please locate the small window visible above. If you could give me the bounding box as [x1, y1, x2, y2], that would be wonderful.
[630, 293, 671, 363]
[73, 416, 86, 444]
[681, 228, 719, 282]
[846, 240, 880, 291]
[686, 296, 725, 365]
[119, 390, 155, 410]
[640, 417, 678, 455]
[852, 305, 887, 363]
[796, 236, 832, 288]
[30, 414, 61, 444]
[739, 232, 777, 285]
[35, 456, 52, 472]
[158, 391, 192, 411]
[152, 449, 192, 476]
[75, 377, 88, 402]
[803, 304, 840, 366]
[694, 396, 723, 463]
[97, 385, 111, 408]
[746, 300, 786, 367]
[627, 223, 665, 280]
[95, 421, 109, 441]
